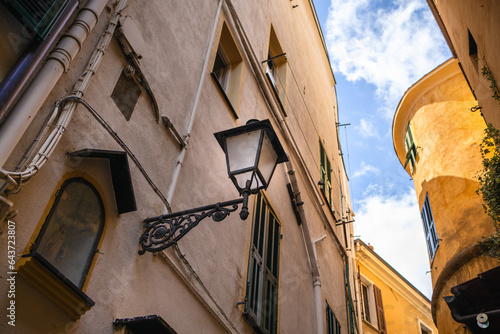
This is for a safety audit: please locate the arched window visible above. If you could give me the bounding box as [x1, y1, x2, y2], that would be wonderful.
[32, 177, 105, 289]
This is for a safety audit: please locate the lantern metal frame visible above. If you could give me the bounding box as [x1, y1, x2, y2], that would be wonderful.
[139, 119, 288, 254]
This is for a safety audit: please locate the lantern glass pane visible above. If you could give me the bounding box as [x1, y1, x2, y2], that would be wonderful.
[233, 170, 263, 192]
[226, 130, 261, 173]
[257, 132, 278, 187]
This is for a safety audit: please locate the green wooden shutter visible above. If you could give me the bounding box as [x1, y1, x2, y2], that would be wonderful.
[245, 193, 280, 334]
[326, 302, 341, 334]
[4, 0, 71, 38]
[319, 141, 333, 208]
[320, 141, 326, 193]
[247, 193, 265, 320]
[404, 123, 417, 172]
[421, 193, 439, 260]
[263, 214, 279, 334]
[326, 156, 332, 208]
[373, 285, 387, 334]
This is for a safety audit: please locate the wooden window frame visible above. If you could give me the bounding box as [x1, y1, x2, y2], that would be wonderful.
[360, 276, 386, 333]
[361, 283, 371, 323]
[266, 24, 288, 116]
[418, 319, 434, 334]
[211, 21, 244, 119]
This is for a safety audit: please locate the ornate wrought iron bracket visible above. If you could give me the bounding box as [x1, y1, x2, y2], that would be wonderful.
[139, 198, 244, 254]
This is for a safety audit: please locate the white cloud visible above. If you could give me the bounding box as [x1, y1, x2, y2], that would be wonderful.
[356, 118, 380, 139]
[353, 161, 380, 178]
[326, 0, 450, 117]
[353, 187, 433, 298]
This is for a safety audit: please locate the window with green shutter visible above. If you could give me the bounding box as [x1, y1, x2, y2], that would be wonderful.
[326, 301, 341, 334]
[319, 140, 333, 209]
[404, 122, 418, 173]
[373, 285, 387, 334]
[245, 192, 280, 334]
[421, 193, 439, 261]
[2, 0, 71, 39]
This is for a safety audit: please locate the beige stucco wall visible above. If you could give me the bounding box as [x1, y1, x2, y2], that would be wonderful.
[0, 0, 356, 333]
[393, 58, 499, 334]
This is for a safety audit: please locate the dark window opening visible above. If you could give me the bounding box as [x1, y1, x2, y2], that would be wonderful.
[361, 283, 371, 322]
[468, 30, 477, 57]
[468, 29, 479, 70]
[114, 315, 178, 334]
[212, 47, 230, 90]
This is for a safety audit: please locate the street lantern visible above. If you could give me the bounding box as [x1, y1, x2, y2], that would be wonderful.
[214, 119, 288, 219]
[139, 119, 288, 254]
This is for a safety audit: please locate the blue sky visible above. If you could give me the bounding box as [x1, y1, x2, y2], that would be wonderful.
[312, 0, 451, 298]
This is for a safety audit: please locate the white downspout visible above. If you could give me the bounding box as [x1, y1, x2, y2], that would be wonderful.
[286, 159, 324, 334]
[0, 0, 109, 168]
[166, 0, 223, 206]
[313, 235, 327, 334]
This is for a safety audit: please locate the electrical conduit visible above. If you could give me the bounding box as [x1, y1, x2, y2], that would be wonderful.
[0, 0, 109, 168]
[166, 0, 223, 206]
[0, 0, 128, 190]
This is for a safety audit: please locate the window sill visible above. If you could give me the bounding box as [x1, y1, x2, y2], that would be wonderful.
[362, 319, 382, 333]
[17, 253, 94, 319]
[210, 72, 239, 119]
[243, 311, 266, 334]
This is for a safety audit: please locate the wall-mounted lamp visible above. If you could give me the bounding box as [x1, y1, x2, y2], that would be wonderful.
[139, 119, 288, 254]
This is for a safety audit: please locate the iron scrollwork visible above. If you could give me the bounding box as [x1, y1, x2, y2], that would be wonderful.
[139, 198, 244, 254]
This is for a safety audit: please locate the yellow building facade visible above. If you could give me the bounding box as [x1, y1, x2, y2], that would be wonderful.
[393, 58, 499, 334]
[355, 239, 437, 334]
[426, 0, 500, 129]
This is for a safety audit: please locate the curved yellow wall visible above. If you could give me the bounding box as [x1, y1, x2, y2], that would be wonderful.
[393, 58, 498, 333]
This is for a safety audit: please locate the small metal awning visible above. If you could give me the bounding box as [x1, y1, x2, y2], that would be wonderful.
[67, 149, 137, 214]
[444, 265, 500, 333]
[113, 315, 177, 334]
